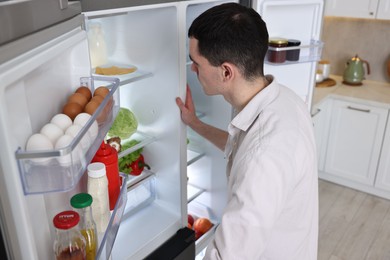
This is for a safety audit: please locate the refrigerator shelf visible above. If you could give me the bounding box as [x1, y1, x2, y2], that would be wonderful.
[188, 200, 219, 256]
[117, 131, 156, 159]
[265, 40, 324, 65]
[97, 172, 129, 260]
[15, 76, 120, 195]
[187, 149, 205, 166]
[187, 183, 205, 203]
[93, 67, 153, 87]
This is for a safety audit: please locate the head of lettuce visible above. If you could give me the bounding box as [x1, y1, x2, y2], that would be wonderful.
[108, 107, 138, 139]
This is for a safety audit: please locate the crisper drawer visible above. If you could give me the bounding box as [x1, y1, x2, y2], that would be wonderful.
[15, 76, 120, 194]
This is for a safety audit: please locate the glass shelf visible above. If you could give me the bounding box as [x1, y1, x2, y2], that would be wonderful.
[117, 131, 156, 159]
[265, 40, 324, 65]
[15, 76, 120, 195]
[187, 184, 204, 203]
[187, 149, 205, 166]
[92, 65, 153, 87]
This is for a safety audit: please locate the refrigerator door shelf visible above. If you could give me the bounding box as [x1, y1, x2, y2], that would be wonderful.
[265, 40, 324, 66]
[15, 76, 120, 195]
[97, 172, 129, 259]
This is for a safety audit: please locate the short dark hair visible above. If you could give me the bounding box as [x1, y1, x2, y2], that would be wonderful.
[188, 3, 269, 81]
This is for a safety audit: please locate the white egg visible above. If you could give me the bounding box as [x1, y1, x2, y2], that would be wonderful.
[51, 114, 73, 131]
[26, 133, 54, 164]
[40, 123, 64, 145]
[55, 134, 82, 166]
[65, 124, 91, 154]
[74, 113, 98, 142]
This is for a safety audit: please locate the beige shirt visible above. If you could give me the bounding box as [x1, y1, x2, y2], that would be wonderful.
[205, 77, 319, 260]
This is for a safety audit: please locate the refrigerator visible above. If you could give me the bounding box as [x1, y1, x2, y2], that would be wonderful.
[0, 0, 324, 259]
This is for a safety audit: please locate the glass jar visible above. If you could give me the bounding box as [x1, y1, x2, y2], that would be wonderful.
[268, 38, 288, 63]
[87, 162, 110, 234]
[70, 193, 98, 260]
[53, 210, 86, 260]
[286, 39, 301, 61]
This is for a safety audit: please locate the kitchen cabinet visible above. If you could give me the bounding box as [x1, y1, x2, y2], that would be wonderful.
[324, 0, 390, 20]
[323, 98, 388, 185]
[374, 114, 390, 191]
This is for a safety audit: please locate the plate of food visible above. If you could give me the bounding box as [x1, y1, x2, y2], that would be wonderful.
[93, 63, 137, 76]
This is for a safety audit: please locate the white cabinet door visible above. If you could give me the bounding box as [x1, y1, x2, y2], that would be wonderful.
[324, 99, 388, 185]
[376, 0, 390, 20]
[325, 0, 379, 19]
[375, 114, 390, 190]
[312, 99, 332, 171]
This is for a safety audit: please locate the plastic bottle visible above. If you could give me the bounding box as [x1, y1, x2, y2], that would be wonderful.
[53, 210, 86, 260]
[87, 162, 110, 233]
[88, 23, 108, 68]
[92, 141, 120, 210]
[70, 193, 98, 260]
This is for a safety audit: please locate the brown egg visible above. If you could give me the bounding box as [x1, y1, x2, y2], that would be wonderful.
[94, 86, 110, 99]
[68, 93, 88, 108]
[91, 95, 104, 105]
[63, 102, 83, 121]
[84, 100, 100, 115]
[75, 86, 92, 101]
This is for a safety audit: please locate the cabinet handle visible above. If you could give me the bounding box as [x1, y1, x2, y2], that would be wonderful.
[347, 106, 370, 113]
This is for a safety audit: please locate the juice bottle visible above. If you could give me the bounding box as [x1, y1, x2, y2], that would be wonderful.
[70, 193, 98, 260]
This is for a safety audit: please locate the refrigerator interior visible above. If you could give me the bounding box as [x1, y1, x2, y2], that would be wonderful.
[253, 0, 324, 108]
[83, 3, 187, 259]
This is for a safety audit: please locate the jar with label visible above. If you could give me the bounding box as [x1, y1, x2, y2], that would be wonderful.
[53, 210, 86, 260]
[87, 162, 110, 234]
[268, 38, 288, 63]
[286, 39, 301, 61]
[70, 193, 98, 260]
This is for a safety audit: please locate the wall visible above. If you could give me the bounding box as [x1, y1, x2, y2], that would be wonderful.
[321, 17, 390, 83]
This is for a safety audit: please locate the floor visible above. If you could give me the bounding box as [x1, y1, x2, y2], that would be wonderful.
[318, 179, 390, 260]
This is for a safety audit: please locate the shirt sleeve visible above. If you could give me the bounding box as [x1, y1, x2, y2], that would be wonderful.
[204, 146, 296, 260]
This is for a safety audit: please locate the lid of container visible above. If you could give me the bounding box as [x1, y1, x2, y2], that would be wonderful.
[269, 37, 288, 45]
[287, 39, 301, 46]
[70, 193, 93, 209]
[92, 141, 118, 164]
[87, 162, 106, 178]
[53, 210, 80, 230]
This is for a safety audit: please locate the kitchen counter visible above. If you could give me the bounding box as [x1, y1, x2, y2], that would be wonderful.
[312, 75, 390, 110]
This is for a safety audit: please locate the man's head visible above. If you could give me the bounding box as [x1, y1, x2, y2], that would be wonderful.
[188, 3, 269, 82]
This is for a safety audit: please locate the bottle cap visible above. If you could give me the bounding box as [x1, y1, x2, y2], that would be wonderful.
[87, 162, 106, 178]
[53, 210, 80, 230]
[92, 142, 118, 164]
[70, 193, 93, 209]
[287, 39, 301, 46]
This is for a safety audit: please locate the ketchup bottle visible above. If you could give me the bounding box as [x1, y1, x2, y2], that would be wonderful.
[92, 141, 120, 210]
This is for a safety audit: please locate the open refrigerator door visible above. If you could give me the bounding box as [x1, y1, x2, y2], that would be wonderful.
[252, 0, 325, 109]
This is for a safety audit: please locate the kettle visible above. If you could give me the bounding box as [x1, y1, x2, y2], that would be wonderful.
[343, 54, 370, 86]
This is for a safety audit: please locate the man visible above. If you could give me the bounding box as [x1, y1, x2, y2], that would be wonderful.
[176, 3, 318, 260]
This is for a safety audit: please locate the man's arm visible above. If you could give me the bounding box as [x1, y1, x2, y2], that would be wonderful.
[176, 85, 228, 151]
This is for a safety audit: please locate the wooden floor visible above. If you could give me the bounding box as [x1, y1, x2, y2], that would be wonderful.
[319, 179, 390, 260]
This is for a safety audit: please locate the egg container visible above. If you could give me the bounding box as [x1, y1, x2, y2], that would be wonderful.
[15, 76, 120, 195]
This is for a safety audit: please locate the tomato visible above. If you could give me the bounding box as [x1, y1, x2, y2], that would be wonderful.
[193, 218, 212, 239]
[188, 214, 194, 226]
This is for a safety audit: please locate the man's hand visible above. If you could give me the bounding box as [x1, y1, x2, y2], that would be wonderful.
[176, 85, 200, 127]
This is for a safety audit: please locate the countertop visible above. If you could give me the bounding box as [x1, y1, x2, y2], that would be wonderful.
[312, 75, 390, 110]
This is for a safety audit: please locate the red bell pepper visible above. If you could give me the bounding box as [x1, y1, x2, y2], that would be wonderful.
[128, 154, 150, 176]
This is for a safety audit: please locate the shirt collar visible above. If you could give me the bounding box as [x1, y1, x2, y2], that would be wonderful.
[230, 75, 279, 133]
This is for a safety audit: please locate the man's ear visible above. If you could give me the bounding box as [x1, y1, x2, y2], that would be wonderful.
[221, 63, 234, 81]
